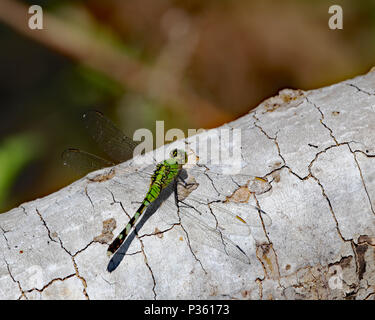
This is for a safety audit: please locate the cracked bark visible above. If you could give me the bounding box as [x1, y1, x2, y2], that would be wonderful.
[1, 71, 375, 299]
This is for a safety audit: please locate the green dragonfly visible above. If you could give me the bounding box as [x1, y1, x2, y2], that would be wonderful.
[62, 111, 271, 265]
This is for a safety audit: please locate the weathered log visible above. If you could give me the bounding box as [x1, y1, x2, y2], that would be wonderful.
[1, 70, 375, 300]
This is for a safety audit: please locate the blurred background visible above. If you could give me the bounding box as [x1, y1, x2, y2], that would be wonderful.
[0, 0, 374, 213]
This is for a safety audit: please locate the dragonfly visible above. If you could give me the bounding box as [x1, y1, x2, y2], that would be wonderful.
[62, 110, 271, 265]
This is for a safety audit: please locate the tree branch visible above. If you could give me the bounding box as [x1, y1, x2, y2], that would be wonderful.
[1, 70, 375, 299]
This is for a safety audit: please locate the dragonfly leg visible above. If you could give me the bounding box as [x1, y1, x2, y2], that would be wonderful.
[177, 171, 196, 188]
[173, 180, 179, 206]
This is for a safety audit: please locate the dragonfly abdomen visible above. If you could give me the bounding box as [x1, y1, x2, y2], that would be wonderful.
[107, 158, 182, 257]
[107, 202, 148, 256]
[107, 173, 177, 256]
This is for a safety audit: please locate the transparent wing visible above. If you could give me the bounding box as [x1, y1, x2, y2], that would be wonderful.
[127, 165, 272, 196]
[82, 110, 139, 163]
[176, 168, 272, 230]
[61, 148, 115, 176]
[109, 176, 263, 264]
[184, 166, 272, 195]
[181, 193, 272, 232]
[106, 163, 272, 234]
[111, 166, 272, 232]
[163, 172, 270, 264]
[76, 149, 271, 264]
[155, 194, 252, 264]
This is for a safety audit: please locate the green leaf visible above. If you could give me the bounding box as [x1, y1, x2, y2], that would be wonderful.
[0, 133, 43, 210]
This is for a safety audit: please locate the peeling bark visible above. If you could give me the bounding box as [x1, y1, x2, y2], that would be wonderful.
[1, 71, 375, 299]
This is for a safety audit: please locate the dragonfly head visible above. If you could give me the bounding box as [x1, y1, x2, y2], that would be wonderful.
[170, 149, 188, 165]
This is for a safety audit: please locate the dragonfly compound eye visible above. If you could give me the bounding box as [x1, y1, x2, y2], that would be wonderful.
[170, 149, 178, 158]
[170, 149, 187, 164]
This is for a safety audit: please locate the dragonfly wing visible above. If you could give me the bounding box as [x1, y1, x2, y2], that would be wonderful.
[82, 110, 138, 163]
[177, 202, 251, 264]
[184, 165, 256, 179]
[117, 165, 272, 233]
[104, 166, 256, 264]
[177, 187, 272, 232]
[144, 192, 252, 265]
[185, 167, 272, 194]
[62, 148, 115, 176]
